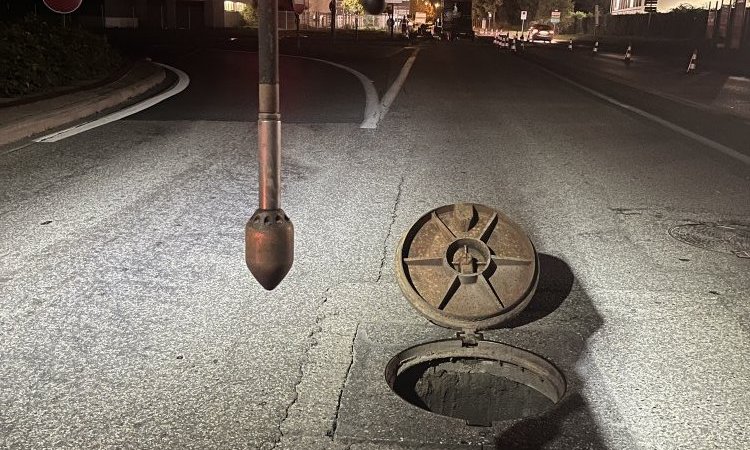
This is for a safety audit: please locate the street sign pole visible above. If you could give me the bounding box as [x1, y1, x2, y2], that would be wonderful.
[520, 10, 527, 35]
[329, 0, 336, 39]
[550, 9, 561, 33]
[246, 0, 295, 291]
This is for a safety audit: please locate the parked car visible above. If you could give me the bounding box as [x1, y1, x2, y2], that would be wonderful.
[432, 25, 444, 39]
[417, 23, 433, 37]
[529, 24, 554, 42]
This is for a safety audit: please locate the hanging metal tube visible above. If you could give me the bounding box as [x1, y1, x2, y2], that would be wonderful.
[258, 0, 280, 210]
[245, 0, 294, 291]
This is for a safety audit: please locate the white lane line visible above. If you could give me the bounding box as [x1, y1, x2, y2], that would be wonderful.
[534, 65, 750, 166]
[289, 50, 420, 128]
[218, 49, 421, 129]
[286, 55, 381, 129]
[34, 63, 190, 143]
[377, 48, 420, 128]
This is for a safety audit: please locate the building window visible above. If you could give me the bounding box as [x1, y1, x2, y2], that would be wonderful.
[225, 2, 246, 12]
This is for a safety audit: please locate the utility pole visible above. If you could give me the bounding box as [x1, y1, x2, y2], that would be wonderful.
[329, 0, 336, 39]
[246, 0, 294, 291]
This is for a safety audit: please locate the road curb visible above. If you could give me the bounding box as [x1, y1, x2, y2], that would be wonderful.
[0, 61, 166, 147]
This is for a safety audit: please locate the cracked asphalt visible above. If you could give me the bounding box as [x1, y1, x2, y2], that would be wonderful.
[1, 38, 749, 449]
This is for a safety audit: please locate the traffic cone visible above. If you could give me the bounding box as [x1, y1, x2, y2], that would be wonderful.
[592, 41, 599, 56]
[624, 44, 632, 65]
[686, 49, 698, 74]
[568, 39, 573, 51]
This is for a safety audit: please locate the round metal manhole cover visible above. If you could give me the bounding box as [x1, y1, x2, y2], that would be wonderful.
[395, 203, 539, 331]
[669, 222, 750, 258]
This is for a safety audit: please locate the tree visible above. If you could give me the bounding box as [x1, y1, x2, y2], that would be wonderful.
[410, 0, 436, 20]
[536, 0, 573, 23]
[240, 2, 258, 27]
[501, 0, 573, 25]
[671, 3, 696, 12]
[342, 0, 364, 15]
[473, 0, 503, 21]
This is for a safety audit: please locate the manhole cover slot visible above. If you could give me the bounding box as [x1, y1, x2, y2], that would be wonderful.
[385, 340, 566, 427]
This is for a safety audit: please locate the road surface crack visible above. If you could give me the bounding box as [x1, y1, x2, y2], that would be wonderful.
[270, 287, 330, 449]
[329, 322, 359, 439]
[376, 175, 404, 282]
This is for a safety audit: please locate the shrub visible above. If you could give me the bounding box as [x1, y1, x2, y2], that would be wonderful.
[0, 16, 122, 97]
[240, 4, 258, 27]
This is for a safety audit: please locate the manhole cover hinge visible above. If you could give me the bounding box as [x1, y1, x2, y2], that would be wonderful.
[457, 330, 484, 347]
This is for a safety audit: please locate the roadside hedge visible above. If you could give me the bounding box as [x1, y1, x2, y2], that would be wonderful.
[0, 17, 122, 97]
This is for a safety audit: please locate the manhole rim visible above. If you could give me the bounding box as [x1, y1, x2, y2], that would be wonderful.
[668, 221, 750, 256]
[384, 338, 567, 425]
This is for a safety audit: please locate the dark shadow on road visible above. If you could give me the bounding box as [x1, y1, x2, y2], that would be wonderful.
[491, 253, 613, 449]
[496, 393, 608, 450]
[502, 253, 574, 328]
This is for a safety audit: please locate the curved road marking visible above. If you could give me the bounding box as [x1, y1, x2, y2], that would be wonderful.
[286, 55, 381, 129]
[305, 47, 421, 128]
[34, 63, 190, 143]
[534, 64, 750, 165]
[377, 48, 420, 128]
[218, 49, 419, 129]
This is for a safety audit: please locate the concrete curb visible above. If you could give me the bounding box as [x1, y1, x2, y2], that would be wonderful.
[0, 61, 166, 147]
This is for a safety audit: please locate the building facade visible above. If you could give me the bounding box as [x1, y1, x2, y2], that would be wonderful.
[610, 0, 658, 15]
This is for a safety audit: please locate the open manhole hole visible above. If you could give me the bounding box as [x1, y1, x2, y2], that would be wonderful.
[669, 222, 750, 258]
[385, 340, 566, 427]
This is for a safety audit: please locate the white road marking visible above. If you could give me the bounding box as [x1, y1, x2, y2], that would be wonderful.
[287, 55, 381, 129]
[33, 63, 190, 143]
[376, 48, 420, 129]
[288, 50, 420, 128]
[218, 49, 419, 129]
[535, 65, 750, 165]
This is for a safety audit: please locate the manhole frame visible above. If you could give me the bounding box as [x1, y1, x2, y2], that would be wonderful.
[385, 338, 567, 426]
[668, 221, 750, 257]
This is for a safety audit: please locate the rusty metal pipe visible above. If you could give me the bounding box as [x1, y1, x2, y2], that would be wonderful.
[246, 0, 294, 291]
[258, 1, 280, 209]
[258, 114, 280, 210]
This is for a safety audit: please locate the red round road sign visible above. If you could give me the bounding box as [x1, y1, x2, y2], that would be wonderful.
[43, 0, 83, 14]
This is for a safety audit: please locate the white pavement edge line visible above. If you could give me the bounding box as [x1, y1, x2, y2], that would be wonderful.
[286, 55, 380, 129]
[534, 64, 750, 166]
[377, 48, 420, 128]
[33, 63, 190, 143]
[216, 50, 381, 130]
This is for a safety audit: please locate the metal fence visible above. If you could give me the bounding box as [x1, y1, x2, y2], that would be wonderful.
[561, 4, 749, 49]
[288, 11, 390, 31]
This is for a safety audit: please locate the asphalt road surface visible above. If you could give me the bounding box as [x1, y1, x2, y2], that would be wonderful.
[1, 38, 749, 449]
